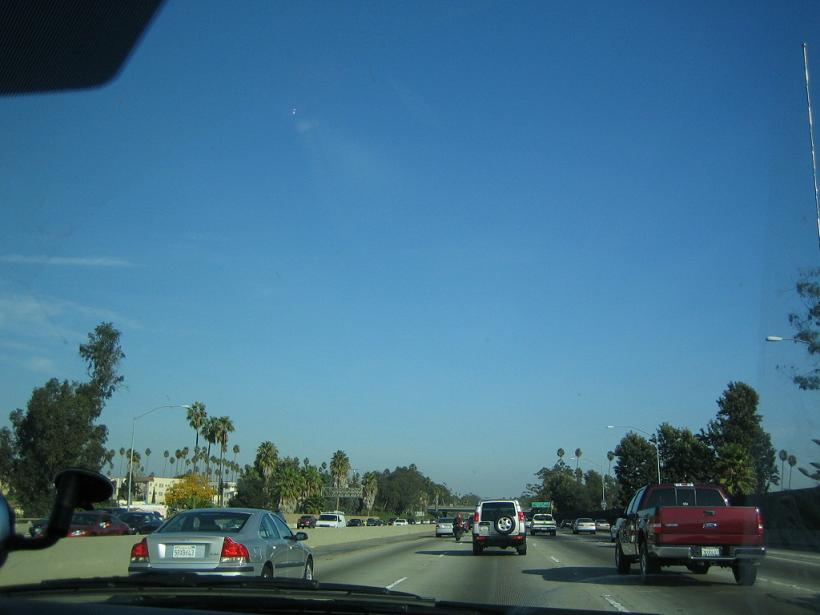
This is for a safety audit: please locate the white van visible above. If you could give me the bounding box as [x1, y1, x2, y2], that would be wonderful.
[315, 511, 347, 528]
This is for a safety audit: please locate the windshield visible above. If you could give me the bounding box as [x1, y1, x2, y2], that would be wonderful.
[1, 2, 819, 614]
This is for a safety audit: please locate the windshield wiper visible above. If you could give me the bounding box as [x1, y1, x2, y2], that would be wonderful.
[0, 573, 428, 600]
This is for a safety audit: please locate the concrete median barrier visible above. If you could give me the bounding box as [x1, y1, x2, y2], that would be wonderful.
[0, 524, 434, 586]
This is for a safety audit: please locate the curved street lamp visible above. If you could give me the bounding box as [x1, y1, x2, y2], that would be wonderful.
[607, 425, 662, 484]
[127, 404, 192, 510]
[765, 335, 810, 345]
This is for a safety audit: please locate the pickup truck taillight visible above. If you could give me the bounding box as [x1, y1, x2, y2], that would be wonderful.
[756, 508, 764, 536]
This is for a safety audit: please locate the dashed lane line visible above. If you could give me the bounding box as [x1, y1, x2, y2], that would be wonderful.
[385, 577, 407, 590]
[602, 594, 629, 613]
[550, 556, 560, 563]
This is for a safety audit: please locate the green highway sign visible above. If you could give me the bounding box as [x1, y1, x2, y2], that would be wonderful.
[531, 501, 551, 507]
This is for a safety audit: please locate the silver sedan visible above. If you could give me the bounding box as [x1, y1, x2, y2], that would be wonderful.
[128, 508, 313, 580]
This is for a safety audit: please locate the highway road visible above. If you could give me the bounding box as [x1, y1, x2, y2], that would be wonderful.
[1, 526, 818, 613]
[316, 529, 820, 614]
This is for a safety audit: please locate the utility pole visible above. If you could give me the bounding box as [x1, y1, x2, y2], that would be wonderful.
[803, 43, 820, 250]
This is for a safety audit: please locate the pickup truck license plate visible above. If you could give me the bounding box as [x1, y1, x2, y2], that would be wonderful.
[172, 545, 197, 558]
[701, 547, 720, 557]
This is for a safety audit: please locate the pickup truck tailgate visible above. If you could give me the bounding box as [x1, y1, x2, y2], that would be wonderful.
[656, 506, 763, 546]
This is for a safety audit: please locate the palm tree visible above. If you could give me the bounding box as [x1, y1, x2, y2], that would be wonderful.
[330, 450, 351, 511]
[186, 401, 208, 472]
[119, 447, 126, 478]
[788, 455, 797, 490]
[213, 416, 235, 505]
[574, 448, 582, 480]
[174, 449, 182, 475]
[232, 444, 240, 469]
[275, 461, 303, 513]
[778, 450, 788, 491]
[202, 417, 219, 480]
[556, 448, 565, 465]
[362, 472, 379, 515]
[163, 450, 170, 476]
[144, 448, 152, 475]
[169, 457, 176, 476]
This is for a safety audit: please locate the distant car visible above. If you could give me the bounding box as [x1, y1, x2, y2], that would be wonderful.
[128, 508, 313, 579]
[394, 518, 408, 526]
[407, 518, 416, 525]
[610, 517, 625, 542]
[347, 518, 364, 527]
[530, 513, 557, 536]
[28, 518, 47, 537]
[595, 519, 610, 532]
[366, 517, 381, 526]
[315, 512, 346, 528]
[435, 517, 454, 537]
[572, 517, 596, 534]
[119, 512, 163, 535]
[387, 517, 397, 526]
[296, 515, 317, 529]
[67, 511, 131, 537]
[560, 519, 574, 529]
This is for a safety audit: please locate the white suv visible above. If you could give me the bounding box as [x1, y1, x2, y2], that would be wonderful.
[471, 499, 527, 555]
[315, 511, 347, 528]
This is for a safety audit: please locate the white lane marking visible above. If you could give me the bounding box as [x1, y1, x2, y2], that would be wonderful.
[766, 555, 820, 567]
[758, 576, 813, 593]
[602, 594, 629, 613]
[550, 556, 560, 563]
[438, 554, 445, 558]
[385, 577, 407, 590]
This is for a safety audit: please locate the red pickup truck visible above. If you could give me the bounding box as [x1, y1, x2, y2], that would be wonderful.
[613, 483, 765, 585]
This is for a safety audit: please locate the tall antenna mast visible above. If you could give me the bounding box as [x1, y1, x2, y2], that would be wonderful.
[802, 43, 820, 250]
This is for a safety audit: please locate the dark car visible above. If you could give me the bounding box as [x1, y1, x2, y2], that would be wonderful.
[66, 511, 131, 537]
[346, 518, 364, 527]
[28, 518, 48, 537]
[119, 512, 163, 535]
[296, 515, 317, 529]
[407, 518, 416, 525]
[366, 517, 381, 526]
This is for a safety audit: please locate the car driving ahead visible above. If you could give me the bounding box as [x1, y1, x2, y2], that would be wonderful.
[471, 500, 527, 555]
[572, 518, 597, 534]
[128, 508, 314, 579]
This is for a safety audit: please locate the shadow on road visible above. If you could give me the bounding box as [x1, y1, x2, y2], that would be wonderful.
[416, 549, 517, 557]
[760, 593, 820, 613]
[522, 567, 736, 587]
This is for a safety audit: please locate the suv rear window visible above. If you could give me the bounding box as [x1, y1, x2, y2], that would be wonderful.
[533, 514, 552, 521]
[318, 514, 339, 521]
[479, 502, 516, 522]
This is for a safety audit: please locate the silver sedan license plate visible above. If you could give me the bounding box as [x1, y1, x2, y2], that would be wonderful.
[701, 547, 720, 557]
[173, 544, 197, 558]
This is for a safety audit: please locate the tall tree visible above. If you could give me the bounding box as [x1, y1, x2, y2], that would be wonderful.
[714, 443, 756, 497]
[186, 401, 207, 472]
[787, 454, 797, 489]
[362, 471, 379, 515]
[778, 450, 788, 491]
[573, 448, 583, 482]
[275, 457, 303, 513]
[556, 448, 565, 464]
[329, 450, 351, 511]
[704, 382, 777, 494]
[118, 447, 126, 478]
[202, 417, 219, 480]
[163, 450, 170, 477]
[144, 448, 152, 475]
[656, 423, 714, 483]
[613, 433, 656, 507]
[3, 322, 125, 515]
[214, 416, 235, 505]
[787, 267, 820, 390]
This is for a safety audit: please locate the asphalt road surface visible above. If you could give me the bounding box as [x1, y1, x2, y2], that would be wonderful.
[315, 530, 820, 614]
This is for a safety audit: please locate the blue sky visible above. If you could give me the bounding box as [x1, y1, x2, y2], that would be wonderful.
[1, 0, 819, 497]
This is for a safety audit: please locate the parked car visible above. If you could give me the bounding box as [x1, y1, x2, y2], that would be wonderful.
[393, 518, 408, 526]
[610, 517, 625, 542]
[296, 515, 316, 529]
[572, 518, 596, 534]
[346, 518, 364, 527]
[315, 511, 346, 528]
[119, 512, 163, 535]
[129, 508, 313, 579]
[366, 517, 381, 526]
[435, 517, 454, 537]
[67, 511, 131, 537]
[471, 499, 527, 555]
[614, 483, 765, 585]
[387, 517, 397, 526]
[407, 518, 416, 525]
[595, 519, 611, 532]
[28, 518, 47, 538]
[530, 513, 557, 536]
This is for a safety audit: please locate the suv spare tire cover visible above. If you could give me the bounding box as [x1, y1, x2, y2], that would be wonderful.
[495, 516, 515, 535]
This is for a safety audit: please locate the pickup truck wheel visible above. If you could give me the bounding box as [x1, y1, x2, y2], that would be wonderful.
[639, 542, 659, 579]
[687, 562, 710, 575]
[615, 542, 631, 575]
[732, 562, 757, 586]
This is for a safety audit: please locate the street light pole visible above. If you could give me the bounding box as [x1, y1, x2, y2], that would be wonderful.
[569, 456, 606, 509]
[127, 404, 191, 510]
[766, 335, 810, 345]
[607, 425, 662, 484]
